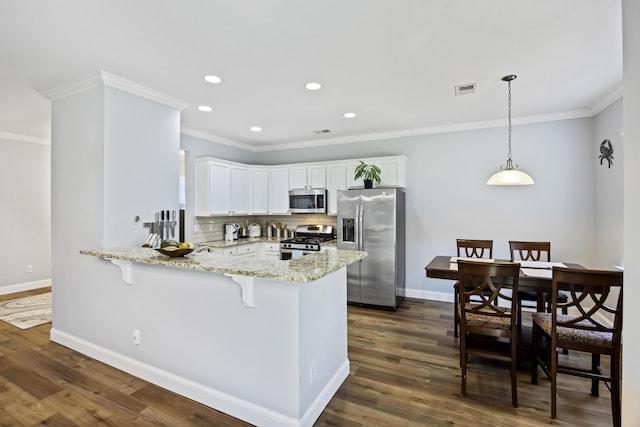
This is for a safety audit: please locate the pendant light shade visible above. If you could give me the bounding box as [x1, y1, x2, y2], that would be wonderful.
[487, 75, 534, 186]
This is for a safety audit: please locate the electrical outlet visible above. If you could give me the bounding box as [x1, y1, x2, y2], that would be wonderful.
[132, 329, 141, 346]
[26, 265, 33, 273]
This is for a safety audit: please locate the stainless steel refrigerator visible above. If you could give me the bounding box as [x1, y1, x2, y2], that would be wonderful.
[337, 188, 405, 309]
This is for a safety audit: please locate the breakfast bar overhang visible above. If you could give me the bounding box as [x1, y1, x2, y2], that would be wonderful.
[51, 248, 366, 427]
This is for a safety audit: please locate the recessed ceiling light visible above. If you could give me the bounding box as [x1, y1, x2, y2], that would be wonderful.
[305, 82, 322, 91]
[250, 126, 262, 132]
[198, 105, 212, 112]
[204, 75, 222, 84]
[344, 112, 356, 118]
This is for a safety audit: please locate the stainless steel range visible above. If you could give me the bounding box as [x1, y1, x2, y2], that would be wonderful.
[280, 224, 335, 260]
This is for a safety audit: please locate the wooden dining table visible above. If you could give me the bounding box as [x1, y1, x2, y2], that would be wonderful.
[425, 255, 584, 291]
[425, 255, 585, 363]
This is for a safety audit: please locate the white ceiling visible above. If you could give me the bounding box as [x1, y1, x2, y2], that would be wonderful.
[0, 0, 622, 151]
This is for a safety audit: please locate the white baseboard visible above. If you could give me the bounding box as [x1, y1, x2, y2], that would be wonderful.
[50, 328, 348, 427]
[0, 279, 51, 295]
[405, 288, 452, 303]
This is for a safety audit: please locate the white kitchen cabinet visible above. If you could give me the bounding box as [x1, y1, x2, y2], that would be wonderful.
[194, 159, 249, 216]
[289, 165, 326, 190]
[326, 163, 347, 215]
[236, 243, 257, 258]
[261, 242, 280, 261]
[346, 156, 407, 189]
[230, 165, 248, 214]
[249, 167, 269, 214]
[195, 159, 231, 216]
[269, 167, 290, 214]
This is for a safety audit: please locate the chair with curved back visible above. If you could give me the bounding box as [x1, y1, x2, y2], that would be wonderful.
[509, 241, 569, 328]
[458, 260, 521, 408]
[453, 239, 493, 338]
[531, 267, 623, 426]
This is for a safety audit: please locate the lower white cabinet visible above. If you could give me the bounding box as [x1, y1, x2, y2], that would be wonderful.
[261, 242, 280, 261]
[236, 244, 258, 257]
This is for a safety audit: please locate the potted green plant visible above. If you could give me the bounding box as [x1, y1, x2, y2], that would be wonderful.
[354, 161, 381, 189]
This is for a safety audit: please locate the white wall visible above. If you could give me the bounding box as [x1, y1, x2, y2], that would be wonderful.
[51, 83, 180, 347]
[188, 116, 605, 300]
[622, 0, 639, 424]
[594, 99, 624, 269]
[0, 136, 51, 292]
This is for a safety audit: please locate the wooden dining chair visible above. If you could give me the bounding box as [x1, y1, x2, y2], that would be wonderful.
[531, 267, 623, 426]
[457, 260, 521, 408]
[508, 241, 569, 327]
[453, 239, 493, 337]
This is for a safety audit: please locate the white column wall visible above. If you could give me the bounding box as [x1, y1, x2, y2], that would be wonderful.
[622, 0, 640, 424]
[51, 83, 180, 348]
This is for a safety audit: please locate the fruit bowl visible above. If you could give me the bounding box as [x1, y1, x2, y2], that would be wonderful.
[154, 247, 194, 257]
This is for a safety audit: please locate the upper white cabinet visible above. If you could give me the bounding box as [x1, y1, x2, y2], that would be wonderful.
[230, 165, 248, 214]
[249, 167, 269, 214]
[194, 159, 248, 216]
[194, 155, 405, 216]
[347, 156, 407, 189]
[290, 165, 326, 190]
[269, 167, 290, 214]
[195, 160, 231, 216]
[326, 163, 347, 215]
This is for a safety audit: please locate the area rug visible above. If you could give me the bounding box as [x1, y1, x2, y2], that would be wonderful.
[0, 292, 52, 329]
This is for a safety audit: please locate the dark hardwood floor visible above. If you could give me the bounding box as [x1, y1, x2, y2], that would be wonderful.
[0, 289, 613, 426]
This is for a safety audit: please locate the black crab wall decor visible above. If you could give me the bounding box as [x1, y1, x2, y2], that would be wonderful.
[599, 139, 614, 168]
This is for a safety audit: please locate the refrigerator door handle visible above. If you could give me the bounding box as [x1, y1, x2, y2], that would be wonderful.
[355, 204, 361, 250]
[358, 204, 364, 250]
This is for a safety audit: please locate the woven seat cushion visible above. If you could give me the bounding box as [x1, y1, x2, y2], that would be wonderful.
[532, 312, 613, 346]
[463, 304, 512, 330]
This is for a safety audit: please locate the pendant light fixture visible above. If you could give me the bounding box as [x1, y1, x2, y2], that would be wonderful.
[487, 75, 534, 185]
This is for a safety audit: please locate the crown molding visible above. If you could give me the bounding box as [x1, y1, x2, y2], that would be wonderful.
[0, 131, 50, 145]
[180, 127, 257, 152]
[589, 84, 623, 116]
[256, 109, 596, 152]
[41, 71, 189, 110]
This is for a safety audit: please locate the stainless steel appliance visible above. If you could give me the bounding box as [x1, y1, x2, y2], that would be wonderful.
[337, 188, 405, 309]
[280, 224, 334, 260]
[288, 189, 328, 214]
[249, 223, 261, 237]
[224, 223, 239, 240]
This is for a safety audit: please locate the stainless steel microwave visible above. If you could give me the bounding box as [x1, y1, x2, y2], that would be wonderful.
[289, 189, 327, 214]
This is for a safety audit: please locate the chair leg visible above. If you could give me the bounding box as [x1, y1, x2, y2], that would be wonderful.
[511, 333, 518, 408]
[591, 354, 601, 397]
[531, 322, 539, 385]
[551, 347, 558, 419]
[560, 305, 569, 355]
[453, 285, 459, 338]
[611, 351, 622, 427]
[460, 331, 467, 396]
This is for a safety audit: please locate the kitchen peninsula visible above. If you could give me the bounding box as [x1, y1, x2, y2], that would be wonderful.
[67, 246, 366, 427]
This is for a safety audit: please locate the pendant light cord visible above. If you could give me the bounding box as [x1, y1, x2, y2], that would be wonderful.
[507, 78, 512, 162]
[502, 74, 517, 170]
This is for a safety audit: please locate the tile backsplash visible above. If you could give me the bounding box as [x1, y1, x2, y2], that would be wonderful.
[193, 214, 337, 243]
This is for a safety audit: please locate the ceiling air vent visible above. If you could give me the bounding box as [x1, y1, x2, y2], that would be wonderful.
[455, 83, 477, 96]
[313, 129, 332, 134]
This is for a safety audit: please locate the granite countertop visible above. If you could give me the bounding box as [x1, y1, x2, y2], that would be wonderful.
[80, 246, 365, 283]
